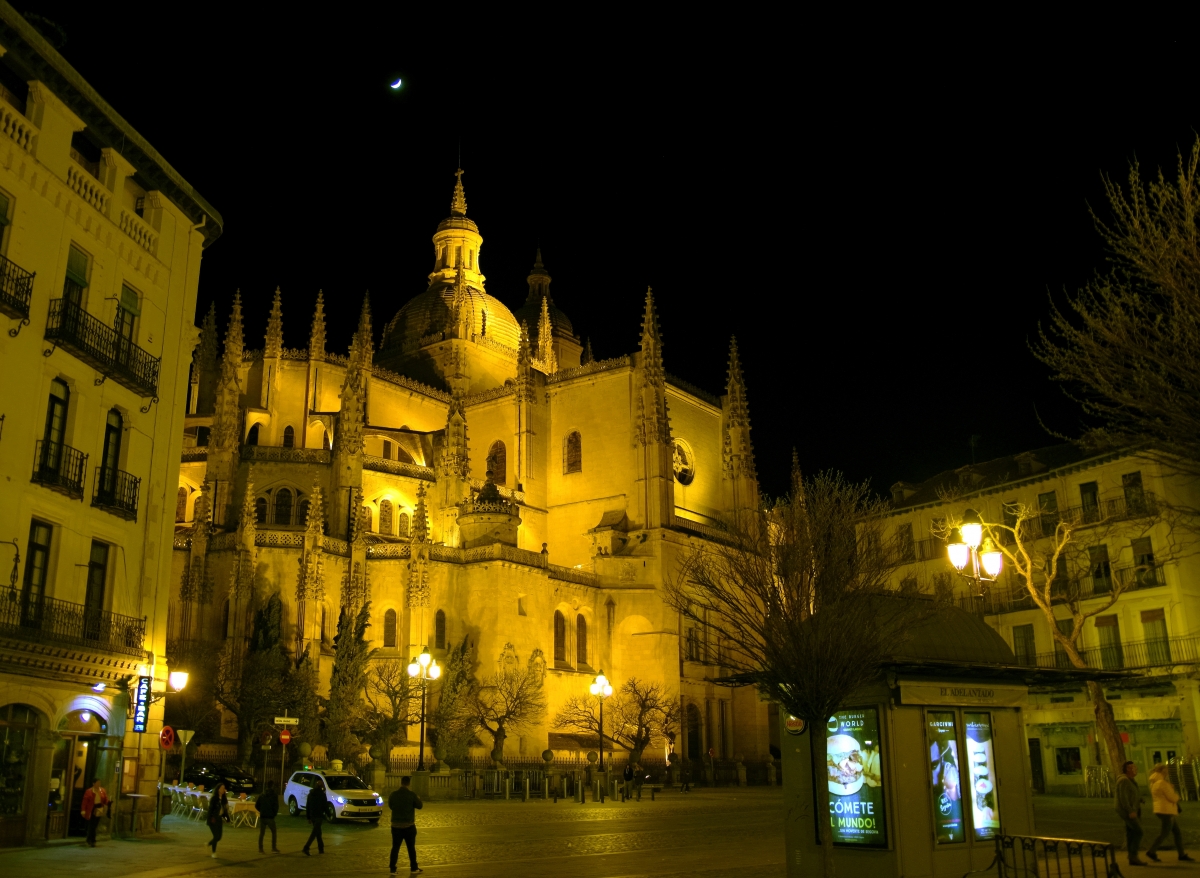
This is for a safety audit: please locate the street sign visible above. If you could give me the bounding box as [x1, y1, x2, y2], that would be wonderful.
[274, 716, 299, 725]
[261, 730, 273, 745]
[177, 729, 195, 745]
[279, 729, 292, 745]
[160, 726, 175, 750]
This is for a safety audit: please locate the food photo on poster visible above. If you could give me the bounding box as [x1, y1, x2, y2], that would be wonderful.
[927, 711, 965, 843]
[965, 713, 1001, 839]
[825, 708, 886, 846]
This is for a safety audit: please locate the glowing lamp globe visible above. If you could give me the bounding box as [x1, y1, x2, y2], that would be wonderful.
[947, 529, 969, 571]
[429, 662, 442, 680]
[407, 659, 421, 678]
[169, 671, 189, 692]
[980, 538, 1003, 578]
[418, 647, 432, 668]
[603, 684, 613, 697]
[961, 509, 983, 549]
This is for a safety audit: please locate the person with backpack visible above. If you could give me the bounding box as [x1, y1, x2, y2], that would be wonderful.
[256, 782, 280, 853]
[1146, 763, 1195, 862]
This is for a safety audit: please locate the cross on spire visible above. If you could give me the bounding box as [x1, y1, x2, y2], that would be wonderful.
[451, 168, 468, 216]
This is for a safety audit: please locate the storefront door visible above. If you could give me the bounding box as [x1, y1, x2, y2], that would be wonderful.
[1028, 738, 1045, 794]
[0, 704, 40, 847]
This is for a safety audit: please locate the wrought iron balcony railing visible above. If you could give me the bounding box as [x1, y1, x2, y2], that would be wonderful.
[31, 439, 87, 498]
[0, 589, 146, 657]
[44, 297, 160, 397]
[0, 251, 34, 332]
[961, 564, 1168, 616]
[1012, 633, 1200, 671]
[92, 465, 139, 520]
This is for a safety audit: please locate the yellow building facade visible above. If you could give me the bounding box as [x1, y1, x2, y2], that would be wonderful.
[172, 170, 772, 768]
[0, 5, 221, 846]
[883, 445, 1200, 794]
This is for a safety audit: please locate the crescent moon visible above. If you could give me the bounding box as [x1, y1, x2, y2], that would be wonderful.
[390, 78, 402, 89]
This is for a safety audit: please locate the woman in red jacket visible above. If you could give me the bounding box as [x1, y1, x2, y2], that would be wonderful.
[80, 778, 109, 847]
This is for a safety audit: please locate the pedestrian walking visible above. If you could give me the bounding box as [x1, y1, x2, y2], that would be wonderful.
[680, 761, 691, 793]
[80, 778, 109, 847]
[623, 762, 634, 801]
[1146, 763, 1195, 862]
[206, 783, 230, 858]
[1116, 761, 1146, 866]
[256, 781, 280, 853]
[302, 779, 327, 855]
[387, 775, 423, 875]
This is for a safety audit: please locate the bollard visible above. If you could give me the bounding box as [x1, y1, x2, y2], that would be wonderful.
[651, 786, 656, 801]
[523, 778, 530, 802]
[505, 776, 510, 800]
[544, 778, 549, 800]
[595, 779, 602, 803]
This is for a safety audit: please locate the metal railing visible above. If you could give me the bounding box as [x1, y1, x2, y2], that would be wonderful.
[31, 439, 87, 498]
[0, 251, 34, 326]
[44, 297, 160, 397]
[0, 589, 146, 657]
[966, 564, 1167, 616]
[1010, 633, 1200, 671]
[92, 466, 139, 520]
[965, 833, 1121, 877]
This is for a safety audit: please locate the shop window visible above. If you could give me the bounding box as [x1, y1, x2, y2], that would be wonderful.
[1055, 746, 1083, 775]
[487, 440, 507, 485]
[282, 426, 295, 448]
[0, 704, 39, 827]
[383, 609, 397, 649]
[576, 615, 588, 666]
[564, 431, 581, 474]
[435, 609, 446, 649]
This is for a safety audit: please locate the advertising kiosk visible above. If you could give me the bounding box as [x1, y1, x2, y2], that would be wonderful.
[782, 605, 1042, 878]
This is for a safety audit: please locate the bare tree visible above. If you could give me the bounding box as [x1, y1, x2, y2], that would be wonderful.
[361, 658, 418, 756]
[666, 467, 933, 878]
[472, 661, 546, 764]
[554, 677, 678, 764]
[1035, 135, 1200, 479]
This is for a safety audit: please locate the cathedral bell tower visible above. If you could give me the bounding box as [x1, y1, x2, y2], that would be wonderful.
[428, 169, 485, 290]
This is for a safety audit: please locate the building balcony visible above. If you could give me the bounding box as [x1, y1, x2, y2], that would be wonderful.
[44, 298, 159, 397]
[964, 564, 1168, 615]
[241, 444, 331, 464]
[0, 252, 35, 328]
[31, 439, 87, 499]
[0, 591, 145, 658]
[1015, 633, 1200, 672]
[92, 465, 139, 521]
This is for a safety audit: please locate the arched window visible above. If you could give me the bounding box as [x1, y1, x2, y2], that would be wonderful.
[577, 614, 588, 666]
[487, 440, 507, 486]
[383, 609, 397, 648]
[379, 500, 394, 535]
[553, 610, 567, 663]
[246, 423, 260, 446]
[361, 505, 373, 533]
[398, 512, 410, 537]
[298, 498, 311, 527]
[322, 428, 330, 450]
[564, 431, 582, 474]
[283, 425, 295, 448]
[254, 497, 268, 524]
[275, 488, 293, 525]
[176, 486, 188, 522]
[435, 609, 446, 649]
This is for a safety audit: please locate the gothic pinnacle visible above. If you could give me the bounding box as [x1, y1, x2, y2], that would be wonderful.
[639, 286, 662, 356]
[582, 337, 594, 365]
[451, 168, 468, 216]
[309, 290, 326, 358]
[223, 290, 244, 365]
[726, 336, 750, 427]
[265, 287, 283, 356]
[198, 301, 218, 370]
[517, 320, 532, 367]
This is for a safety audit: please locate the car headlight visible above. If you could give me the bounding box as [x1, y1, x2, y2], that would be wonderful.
[375, 796, 383, 804]
[335, 796, 346, 804]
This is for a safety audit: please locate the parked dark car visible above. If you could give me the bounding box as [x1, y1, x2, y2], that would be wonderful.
[182, 761, 256, 794]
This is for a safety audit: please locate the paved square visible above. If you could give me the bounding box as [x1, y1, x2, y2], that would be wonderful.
[0, 788, 786, 878]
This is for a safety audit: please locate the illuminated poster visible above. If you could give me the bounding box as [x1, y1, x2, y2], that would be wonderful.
[965, 713, 1001, 839]
[132, 675, 151, 733]
[826, 708, 886, 846]
[927, 710, 964, 843]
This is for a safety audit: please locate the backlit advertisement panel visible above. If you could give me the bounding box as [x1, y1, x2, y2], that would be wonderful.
[825, 708, 886, 847]
[965, 713, 1001, 839]
[927, 710, 964, 843]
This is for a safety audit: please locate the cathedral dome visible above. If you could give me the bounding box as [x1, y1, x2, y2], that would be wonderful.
[382, 279, 522, 353]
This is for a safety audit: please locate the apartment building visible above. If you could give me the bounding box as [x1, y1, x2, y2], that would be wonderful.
[0, 5, 221, 845]
[883, 444, 1200, 795]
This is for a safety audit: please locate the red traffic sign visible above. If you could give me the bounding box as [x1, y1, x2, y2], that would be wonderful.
[160, 726, 175, 750]
[279, 729, 292, 745]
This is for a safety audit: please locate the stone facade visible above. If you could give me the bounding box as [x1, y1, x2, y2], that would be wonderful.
[172, 170, 770, 766]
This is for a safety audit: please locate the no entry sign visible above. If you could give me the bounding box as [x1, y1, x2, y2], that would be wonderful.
[160, 726, 175, 750]
[279, 729, 292, 745]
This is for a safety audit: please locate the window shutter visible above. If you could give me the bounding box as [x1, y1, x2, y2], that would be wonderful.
[66, 246, 89, 287]
[1141, 608, 1165, 623]
[119, 284, 141, 316]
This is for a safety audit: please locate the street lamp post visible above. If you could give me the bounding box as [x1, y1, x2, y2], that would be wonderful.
[947, 508, 1004, 597]
[407, 647, 441, 771]
[589, 671, 613, 772]
[151, 672, 189, 831]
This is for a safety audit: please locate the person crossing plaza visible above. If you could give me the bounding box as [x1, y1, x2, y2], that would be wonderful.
[388, 775, 424, 875]
[302, 779, 327, 855]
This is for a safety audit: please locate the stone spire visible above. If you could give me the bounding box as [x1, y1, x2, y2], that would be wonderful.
[637, 287, 669, 444]
[451, 168, 468, 216]
[722, 336, 757, 495]
[350, 293, 373, 370]
[309, 291, 326, 360]
[198, 301, 218, 373]
[449, 267, 472, 339]
[264, 287, 283, 357]
[515, 320, 534, 403]
[223, 290, 245, 365]
[582, 337, 594, 366]
[527, 248, 551, 304]
[639, 286, 663, 384]
[634, 286, 673, 529]
[210, 293, 245, 452]
[440, 394, 470, 480]
[412, 483, 429, 543]
[536, 295, 557, 374]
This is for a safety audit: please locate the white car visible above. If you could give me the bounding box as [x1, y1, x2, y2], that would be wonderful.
[284, 769, 384, 822]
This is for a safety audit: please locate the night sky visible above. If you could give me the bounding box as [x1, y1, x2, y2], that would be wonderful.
[20, 9, 1199, 498]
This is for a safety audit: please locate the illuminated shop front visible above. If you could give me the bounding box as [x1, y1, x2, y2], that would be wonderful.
[783, 606, 1047, 878]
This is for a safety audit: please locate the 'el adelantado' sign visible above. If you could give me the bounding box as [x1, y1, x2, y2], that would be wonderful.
[899, 681, 1025, 708]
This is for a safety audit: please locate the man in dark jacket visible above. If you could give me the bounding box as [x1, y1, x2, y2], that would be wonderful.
[623, 763, 635, 801]
[302, 780, 327, 855]
[256, 782, 280, 853]
[387, 776, 424, 875]
[1116, 761, 1146, 866]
